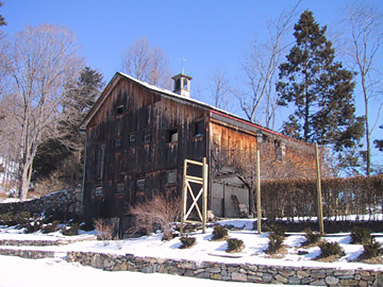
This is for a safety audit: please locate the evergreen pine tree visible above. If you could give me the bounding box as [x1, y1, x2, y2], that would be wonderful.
[0, 2, 6, 27]
[276, 10, 364, 151]
[33, 67, 104, 186]
[375, 125, 383, 152]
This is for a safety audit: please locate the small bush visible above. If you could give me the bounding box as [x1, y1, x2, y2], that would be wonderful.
[226, 238, 244, 253]
[358, 239, 382, 260]
[211, 225, 228, 241]
[24, 220, 43, 234]
[266, 223, 286, 237]
[317, 241, 345, 259]
[93, 218, 114, 241]
[351, 227, 372, 244]
[0, 211, 32, 227]
[179, 236, 196, 249]
[266, 232, 285, 254]
[41, 220, 60, 234]
[302, 228, 321, 246]
[62, 223, 79, 236]
[79, 221, 94, 231]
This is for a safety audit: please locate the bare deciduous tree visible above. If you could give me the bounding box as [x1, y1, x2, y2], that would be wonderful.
[237, 2, 301, 128]
[208, 67, 232, 111]
[6, 24, 83, 200]
[344, 1, 383, 176]
[121, 37, 172, 89]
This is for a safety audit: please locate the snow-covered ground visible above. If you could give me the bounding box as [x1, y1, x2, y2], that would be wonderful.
[0, 219, 382, 286]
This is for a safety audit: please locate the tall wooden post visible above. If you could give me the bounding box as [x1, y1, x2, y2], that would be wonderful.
[180, 159, 188, 235]
[256, 149, 262, 234]
[315, 143, 325, 236]
[202, 157, 208, 233]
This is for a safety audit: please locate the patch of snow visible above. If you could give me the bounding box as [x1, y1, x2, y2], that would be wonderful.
[0, 219, 382, 277]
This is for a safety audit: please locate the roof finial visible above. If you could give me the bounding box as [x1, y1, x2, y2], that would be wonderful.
[180, 56, 186, 74]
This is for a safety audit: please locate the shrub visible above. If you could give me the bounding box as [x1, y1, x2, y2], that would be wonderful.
[179, 236, 196, 249]
[266, 232, 285, 254]
[93, 218, 114, 241]
[266, 222, 286, 237]
[317, 241, 345, 259]
[24, 220, 43, 234]
[79, 221, 94, 232]
[211, 225, 228, 241]
[127, 192, 181, 241]
[0, 211, 32, 227]
[358, 239, 382, 260]
[41, 220, 60, 234]
[226, 238, 244, 253]
[351, 227, 372, 244]
[62, 223, 79, 236]
[302, 228, 321, 246]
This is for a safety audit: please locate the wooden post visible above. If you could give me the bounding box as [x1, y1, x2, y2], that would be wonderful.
[256, 149, 262, 234]
[180, 159, 188, 235]
[315, 143, 325, 236]
[202, 157, 208, 234]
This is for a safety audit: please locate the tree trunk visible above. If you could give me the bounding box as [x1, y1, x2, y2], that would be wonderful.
[362, 76, 371, 177]
[19, 160, 33, 201]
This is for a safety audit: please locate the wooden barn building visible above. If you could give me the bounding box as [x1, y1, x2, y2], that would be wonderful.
[79, 72, 315, 231]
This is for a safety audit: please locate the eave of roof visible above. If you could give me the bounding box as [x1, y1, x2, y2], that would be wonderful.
[79, 72, 312, 147]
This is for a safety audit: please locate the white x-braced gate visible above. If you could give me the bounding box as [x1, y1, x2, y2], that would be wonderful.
[180, 157, 208, 234]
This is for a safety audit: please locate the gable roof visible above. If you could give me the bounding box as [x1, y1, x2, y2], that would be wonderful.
[79, 72, 309, 145]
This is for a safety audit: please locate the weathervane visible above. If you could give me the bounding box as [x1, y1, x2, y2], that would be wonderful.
[180, 56, 186, 74]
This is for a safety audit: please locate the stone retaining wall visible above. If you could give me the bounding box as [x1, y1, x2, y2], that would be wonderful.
[0, 248, 56, 259]
[66, 251, 382, 286]
[0, 239, 67, 246]
[0, 186, 82, 220]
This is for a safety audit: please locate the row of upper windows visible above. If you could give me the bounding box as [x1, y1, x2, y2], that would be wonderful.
[113, 121, 204, 149]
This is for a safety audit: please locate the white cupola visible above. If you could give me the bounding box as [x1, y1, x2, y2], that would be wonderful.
[171, 73, 193, 98]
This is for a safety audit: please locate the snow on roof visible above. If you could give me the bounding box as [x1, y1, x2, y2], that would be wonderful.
[80, 72, 308, 145]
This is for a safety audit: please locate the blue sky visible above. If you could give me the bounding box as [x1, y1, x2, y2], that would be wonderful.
[2, 0, 357, 87]
[2, 0, 383, 164]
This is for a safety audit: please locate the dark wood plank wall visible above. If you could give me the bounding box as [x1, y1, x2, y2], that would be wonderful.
[83, 78, 209, 219]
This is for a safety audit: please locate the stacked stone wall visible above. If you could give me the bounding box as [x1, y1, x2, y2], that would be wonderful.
[0, 249, 56, 259]
[0, 186, 82, 220]
[66, 251, 382, 286]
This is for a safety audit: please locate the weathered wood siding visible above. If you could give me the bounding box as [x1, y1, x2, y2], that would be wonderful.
[209, 111, 316, 181]
[83, 77, 209, 219]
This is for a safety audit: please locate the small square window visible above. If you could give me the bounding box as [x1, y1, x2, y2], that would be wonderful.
[194, 121, 204, 137]
[115, 137, 122, 148]
[116, 105, 124, 115]
[117, 183, 125, 193]
[95, 186, 103, 197]
[144, 130, 151, 143]
[166, 170, 177, 185]
[129, 133, 136, 143]
[136, 179, 145, 191]
[168, 129, 178, 143]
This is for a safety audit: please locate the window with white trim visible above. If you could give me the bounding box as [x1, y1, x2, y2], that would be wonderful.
[166, 169, 177, 185]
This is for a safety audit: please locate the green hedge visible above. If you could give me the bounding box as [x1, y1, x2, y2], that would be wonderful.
[260, 175, 383, 221]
